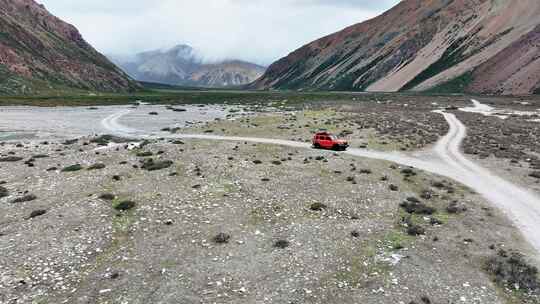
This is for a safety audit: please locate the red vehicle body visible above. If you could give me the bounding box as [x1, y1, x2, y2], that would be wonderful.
[312, 131, 349, 151]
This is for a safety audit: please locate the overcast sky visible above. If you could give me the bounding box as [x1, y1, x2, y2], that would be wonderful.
[38, 0, 400, 65]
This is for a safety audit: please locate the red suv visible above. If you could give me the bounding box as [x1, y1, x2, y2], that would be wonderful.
[312, 131, 349, 151]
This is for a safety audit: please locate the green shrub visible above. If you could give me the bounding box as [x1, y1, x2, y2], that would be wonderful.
[141, 159, 173, 171]
[213, 233, 231, 244]
[136, 151, 153, 157]
[310, 202, 327, 211]
[62, 164, 83, 172]
[274, 240, 290, 249]
[485, 251, 539, 294]
[0, 156, 23, 162]
[0, 186, 8, 198]
[87, 163, 106, 170]
[28, 209, 46, 219]
[11, 194, 37, 203]
[31, 154, 49, 159]
[400, 198, 436, 215]
[114, 200, 136, 211]
[99, 193, 116, 200]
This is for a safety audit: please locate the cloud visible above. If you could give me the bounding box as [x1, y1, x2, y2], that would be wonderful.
[38, 0, 399, 65]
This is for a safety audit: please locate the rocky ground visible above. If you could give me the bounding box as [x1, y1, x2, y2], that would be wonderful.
[186, 95, 457, 153]
[1, 98, 540, 304]
[219, 95, 540, 194]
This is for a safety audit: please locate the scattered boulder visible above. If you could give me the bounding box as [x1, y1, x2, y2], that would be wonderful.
[389, 184, 399, 191]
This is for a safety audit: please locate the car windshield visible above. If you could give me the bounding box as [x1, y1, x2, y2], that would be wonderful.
[329, 135, 337, 140]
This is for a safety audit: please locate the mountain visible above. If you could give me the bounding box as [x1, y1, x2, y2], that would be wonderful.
[110, 45, 266, 88]
[0, 0, 139, 95]
[252, 0, 540, 95]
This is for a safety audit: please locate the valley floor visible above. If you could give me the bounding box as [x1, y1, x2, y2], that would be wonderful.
[1, 95, 539, 304]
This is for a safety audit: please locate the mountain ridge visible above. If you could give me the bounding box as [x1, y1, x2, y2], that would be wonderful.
[0, 0, 139, 95]
[251, 0, 540, 95]
[111, 45, 266, 88]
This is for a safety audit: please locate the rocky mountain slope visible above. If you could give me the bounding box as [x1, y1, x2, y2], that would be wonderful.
[0, 0, 139, 95]
[252, 0, 540, 95]
[111, 45, 265, 88]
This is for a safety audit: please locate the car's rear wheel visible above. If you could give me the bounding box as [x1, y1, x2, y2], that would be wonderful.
[313, 143, 321, 149]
